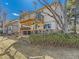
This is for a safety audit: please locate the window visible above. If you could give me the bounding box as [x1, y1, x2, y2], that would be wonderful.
[48, 24, 51, 28]
[44, 24, 51, 29]
[61, 16, 62, 19]
[36, 12, 44, 21]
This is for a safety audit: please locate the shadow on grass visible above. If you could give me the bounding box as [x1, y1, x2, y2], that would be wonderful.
[0, 42, 17, 59]
[0, 36, 44, 59]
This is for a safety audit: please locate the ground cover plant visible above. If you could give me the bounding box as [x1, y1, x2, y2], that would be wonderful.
[29, 33, 79, 48]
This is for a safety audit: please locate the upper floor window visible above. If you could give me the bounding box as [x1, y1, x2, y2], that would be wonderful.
[36, 12, 44, 21]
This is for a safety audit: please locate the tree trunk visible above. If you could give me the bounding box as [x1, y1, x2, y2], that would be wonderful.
[63, 0, 68, 33]
[73, 11, 77, 34]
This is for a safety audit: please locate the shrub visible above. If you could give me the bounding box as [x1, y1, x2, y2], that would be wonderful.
[29, 33, 79, 48]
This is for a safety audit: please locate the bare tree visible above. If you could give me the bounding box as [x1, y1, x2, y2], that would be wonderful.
[38, 0, 68, 33]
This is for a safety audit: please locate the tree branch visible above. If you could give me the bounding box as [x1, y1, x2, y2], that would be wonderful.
[38, 0, 64, 29]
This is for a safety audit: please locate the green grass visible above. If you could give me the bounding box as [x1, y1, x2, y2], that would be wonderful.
[29, 33, 79, 48]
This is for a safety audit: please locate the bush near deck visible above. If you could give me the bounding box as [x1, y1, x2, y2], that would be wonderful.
[29, 33, 79, 48]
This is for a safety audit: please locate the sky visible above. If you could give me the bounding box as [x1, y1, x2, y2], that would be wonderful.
[1, 0, 65, 20]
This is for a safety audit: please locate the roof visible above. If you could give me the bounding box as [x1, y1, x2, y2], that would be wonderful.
[19, 1, 62, 18]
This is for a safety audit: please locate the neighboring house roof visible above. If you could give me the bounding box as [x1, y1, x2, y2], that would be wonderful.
[5, 20, 19, 26]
